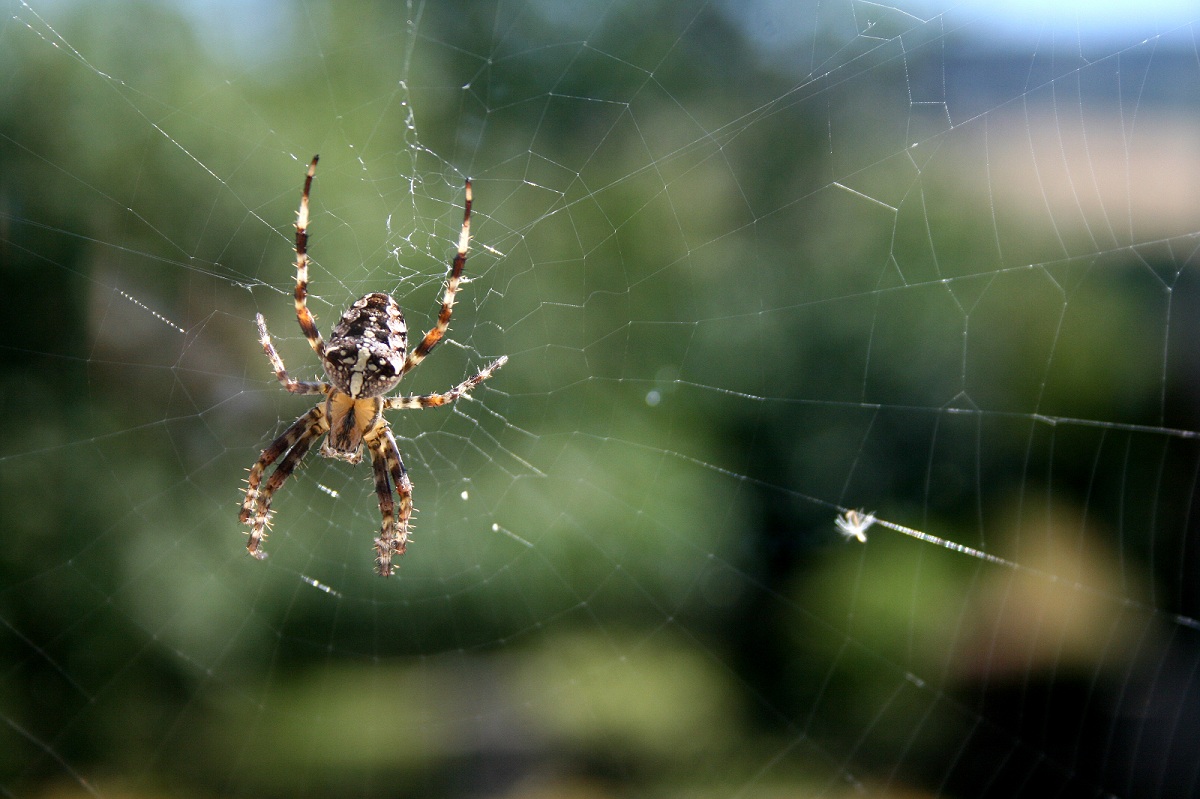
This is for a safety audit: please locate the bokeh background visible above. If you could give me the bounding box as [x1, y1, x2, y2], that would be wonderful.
[5, 1, 1200, 796]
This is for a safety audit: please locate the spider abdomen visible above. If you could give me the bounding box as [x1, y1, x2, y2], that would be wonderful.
[323, 292, 407, 398]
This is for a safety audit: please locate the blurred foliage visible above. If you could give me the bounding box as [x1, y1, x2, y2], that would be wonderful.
[2, 0, 1195, 797]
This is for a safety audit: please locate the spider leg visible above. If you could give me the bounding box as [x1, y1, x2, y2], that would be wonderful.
[241, 406, 328, 558]
[367, 426, 414, 577]
[383, 355, 507, 411]
[294, 155, 326, 358]
[402, 179, 472, 375]
[256, 313, 329, 395]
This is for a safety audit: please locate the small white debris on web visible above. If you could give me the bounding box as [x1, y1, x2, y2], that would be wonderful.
[461, 490, 469, 500]
[316, 483, 340, 499]
[835, 509, 875, 543]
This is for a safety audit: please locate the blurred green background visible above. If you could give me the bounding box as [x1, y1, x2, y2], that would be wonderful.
[4, 1, 1200, 797]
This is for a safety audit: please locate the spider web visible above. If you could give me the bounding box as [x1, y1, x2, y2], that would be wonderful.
[4, 0, 1200, 796]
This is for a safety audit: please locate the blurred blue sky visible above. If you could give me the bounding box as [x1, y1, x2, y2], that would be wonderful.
[718, 0, 1199, 61]
[953, 0, 1198, 40]
[163, 0, 1200, 70]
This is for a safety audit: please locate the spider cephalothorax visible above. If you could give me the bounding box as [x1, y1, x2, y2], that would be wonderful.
[239, 156, 506, 575]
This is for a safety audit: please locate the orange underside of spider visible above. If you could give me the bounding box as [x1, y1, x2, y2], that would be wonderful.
[322, 392, 381, 461]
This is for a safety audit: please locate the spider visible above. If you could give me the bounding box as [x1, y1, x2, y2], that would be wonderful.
[240, 155, 507, 576]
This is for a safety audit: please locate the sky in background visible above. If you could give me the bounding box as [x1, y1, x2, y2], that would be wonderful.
[951, 0, 1199, 39]
[162, 0, 1200, 71]
[717, 0, 1199, 65]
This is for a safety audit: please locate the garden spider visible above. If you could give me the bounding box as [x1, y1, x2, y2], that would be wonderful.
[240, 156, 506, 576]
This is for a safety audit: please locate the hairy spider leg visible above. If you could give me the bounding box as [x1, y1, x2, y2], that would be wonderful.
[383, 355, 507, 411]
[242, 406, 329, 558]
[403, 179, 472, 375]
[370, 426, 414, 576]
[294, 155, 326, 358]
[256, 313, 329, 396]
